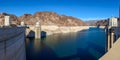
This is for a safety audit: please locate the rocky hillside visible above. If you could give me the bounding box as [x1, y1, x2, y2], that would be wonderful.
[0, 12, 87, 26]
[95, 19, 108, 26]
[85, 19, 109, 26]
[85, 20, 98, 26]
[19, 12, 87, 26]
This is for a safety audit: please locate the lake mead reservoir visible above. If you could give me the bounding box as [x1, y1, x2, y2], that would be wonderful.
[26, 28, 106, 60]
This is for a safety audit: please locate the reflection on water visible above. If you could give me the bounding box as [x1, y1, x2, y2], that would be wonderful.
[26, 28, 106, 60]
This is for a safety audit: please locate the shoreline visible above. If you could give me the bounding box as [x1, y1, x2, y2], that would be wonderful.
[26, 25, 105, 37]
[41, 25, 90, 35]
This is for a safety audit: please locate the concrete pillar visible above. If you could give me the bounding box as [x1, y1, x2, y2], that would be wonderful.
[106, 28, 115, 52]
[35, 22, 41, 39]
[21, 21, 25, 26]
[4, 16, 11, 26]
[111, 32, 114, 47]
[107, 32, 110, 51]
[106, 28, 112, 52]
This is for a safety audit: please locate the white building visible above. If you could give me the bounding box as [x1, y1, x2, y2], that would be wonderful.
[4, 16, 12, 26]
[109, 17, 118, 27]
[35, 22, 40, 27]
[21, 21, 25, 26]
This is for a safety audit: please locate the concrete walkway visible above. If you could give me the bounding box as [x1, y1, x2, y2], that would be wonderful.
[99, 37, 120, 60]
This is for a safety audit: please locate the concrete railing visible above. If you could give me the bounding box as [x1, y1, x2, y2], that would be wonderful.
[99, 37, 120, 60]
[0, 27, 25, 41]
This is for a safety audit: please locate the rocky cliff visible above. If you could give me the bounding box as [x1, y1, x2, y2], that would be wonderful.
[85, 19, 108, 26]
[85, 20, 98, 26]
[95, 19, 108, 26]
[0, 12, 87, 26]
[19, 12, 87, 26]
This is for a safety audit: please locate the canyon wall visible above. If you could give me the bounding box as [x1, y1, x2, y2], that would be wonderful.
[0, 12, 87, 26]
[41, 25, 89, 35]
[26, 25, 89, 36]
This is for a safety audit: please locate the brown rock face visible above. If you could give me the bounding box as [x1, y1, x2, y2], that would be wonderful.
[0, 13, 5, 25]
[19, 14, 34, 25]
[19, 12, 87, 26]
[85, 20, 98, 26]
[95, 19, 108, 26]
[0, 12, 88, 26]
[85, 19, 109, 26]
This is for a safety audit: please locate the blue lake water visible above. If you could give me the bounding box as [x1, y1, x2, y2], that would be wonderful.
[26, 28, 106, 60]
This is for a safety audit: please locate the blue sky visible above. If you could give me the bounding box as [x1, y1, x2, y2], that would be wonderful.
[0, 0, 119, 20]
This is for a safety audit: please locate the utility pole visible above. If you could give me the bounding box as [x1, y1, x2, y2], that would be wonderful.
[117, 6, 120, 26]
[119, 5, 120, 20]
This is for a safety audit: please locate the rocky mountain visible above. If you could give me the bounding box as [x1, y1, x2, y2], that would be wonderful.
[0, 12, 87, 26]
[85, 20, 98, 26]
[85, 19, 108, 26]
[19, 12, 87, 26]
[95, 19, 108, 26]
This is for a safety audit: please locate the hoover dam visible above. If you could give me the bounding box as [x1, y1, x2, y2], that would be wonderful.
[0, 27, 26, 60]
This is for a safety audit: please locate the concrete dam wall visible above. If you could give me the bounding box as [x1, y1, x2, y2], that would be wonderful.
[0, 27, 26, 60]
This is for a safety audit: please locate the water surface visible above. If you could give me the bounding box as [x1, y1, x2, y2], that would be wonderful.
[26, 28, 106, 60]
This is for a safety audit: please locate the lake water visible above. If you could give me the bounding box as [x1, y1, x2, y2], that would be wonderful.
[25, 28, 106, 60]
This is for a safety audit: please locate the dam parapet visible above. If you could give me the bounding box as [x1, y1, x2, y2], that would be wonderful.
[0, 27, 26, 60]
